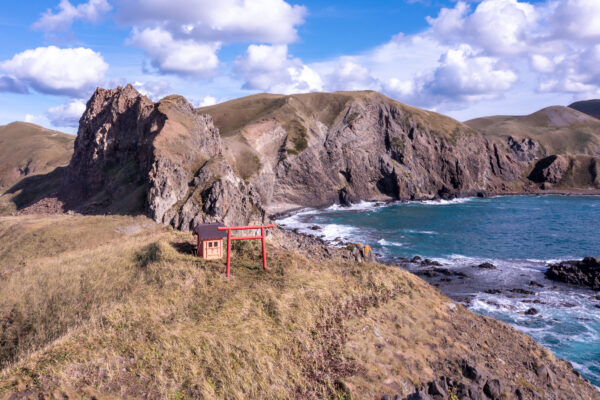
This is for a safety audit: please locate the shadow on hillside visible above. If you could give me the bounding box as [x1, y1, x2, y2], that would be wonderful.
[3, 167, 66, 209]
[2, 166, 147, 216]
[170, 241, 197, 256]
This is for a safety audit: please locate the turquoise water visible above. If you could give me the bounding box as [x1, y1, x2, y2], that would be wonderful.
[277, 195, 600, 386]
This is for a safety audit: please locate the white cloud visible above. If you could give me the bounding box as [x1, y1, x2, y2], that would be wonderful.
[427, 0, 538, 56]
[234, 44, 323, 94]
[196, 96, 217, 107]
[551, 0, 600, 41]
[24, 114, 50, 127]
[129, 27, 219, 77]
[116, 0, 306, 44]
[0, 46, 108, 97]
[46, 99, 87, 128]
[32, 0, 111, 32]
[425, 45, 518, 100]
[530, 54, 555, 73]
[325, 61, 380, 92]
[132, 80, 171, 100]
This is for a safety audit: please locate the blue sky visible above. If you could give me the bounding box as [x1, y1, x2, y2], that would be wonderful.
[0, 0, 599, 134]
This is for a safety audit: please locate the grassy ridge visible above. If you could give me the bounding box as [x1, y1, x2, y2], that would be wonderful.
[0, 215, 595, 399]
[0, 122, 74, 191]
[466, 106, 600, 156]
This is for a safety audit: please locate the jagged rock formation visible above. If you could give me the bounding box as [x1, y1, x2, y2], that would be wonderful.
[63, 85, 264, 229]
[528, 155, 569, 185]
[199, 91, 523, 212]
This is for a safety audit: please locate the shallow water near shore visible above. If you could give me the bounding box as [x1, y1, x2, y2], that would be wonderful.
[277, 195, 600, 386]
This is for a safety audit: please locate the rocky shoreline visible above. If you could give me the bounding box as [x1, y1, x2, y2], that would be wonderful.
[545, 257, 600, 291]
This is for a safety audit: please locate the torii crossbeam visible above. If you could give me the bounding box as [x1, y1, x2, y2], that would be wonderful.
[218, 224, 274, 278]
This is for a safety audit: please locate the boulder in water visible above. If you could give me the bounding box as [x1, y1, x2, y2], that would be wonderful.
[545, 257, 600, 290]
[477, 262, 497, 269]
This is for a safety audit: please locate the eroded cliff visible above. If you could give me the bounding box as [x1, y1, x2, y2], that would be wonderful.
[63, 85, 264, 229]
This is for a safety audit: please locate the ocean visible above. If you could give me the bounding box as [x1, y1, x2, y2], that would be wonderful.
[276, 195, 600, 387]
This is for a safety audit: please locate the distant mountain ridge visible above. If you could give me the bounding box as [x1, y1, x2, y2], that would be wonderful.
[569, 99, 600, 120]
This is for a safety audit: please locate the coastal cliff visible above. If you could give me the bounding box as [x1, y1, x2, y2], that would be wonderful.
[58, 87, 528, 227]
[62, 85, 264, 229]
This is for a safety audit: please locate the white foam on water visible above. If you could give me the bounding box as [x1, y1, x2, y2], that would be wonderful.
[276, 207, 360, 244]
[377, 238, 404, 247]
[404, 229, 438, 235]
[416, 197, 475, 206]
[326, 200, 384, 212]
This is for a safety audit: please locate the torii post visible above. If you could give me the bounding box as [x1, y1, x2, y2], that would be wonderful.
[218, 224, 274, 278]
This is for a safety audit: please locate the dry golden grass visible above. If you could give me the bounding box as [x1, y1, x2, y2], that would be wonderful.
[0, 215, 596, 399]
[466, 106, 600, 156]
[0, 122, 73, 191]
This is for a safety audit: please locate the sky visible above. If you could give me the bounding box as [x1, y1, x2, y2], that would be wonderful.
[0, 0, 599, 134]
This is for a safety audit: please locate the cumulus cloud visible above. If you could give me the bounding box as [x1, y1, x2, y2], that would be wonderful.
[195, 96, 218, 107]
[307, 0, 600, 112]
[132, 80, 171, 100]
[32, 0, 111, 32]
[0, 76, 29, 94]
[129, 27, 219, 77]
[425, 46, 518, 100]
[116, 0, 306, 44]
[0, 46, 108, 97]
[234, 45, 323, 94]
[427, 0, 538, 56]
[551, 0, 600, 41]
[324, 61, 380, 92]
[46, 99, 87, 128]
[24, 114, 51, 127]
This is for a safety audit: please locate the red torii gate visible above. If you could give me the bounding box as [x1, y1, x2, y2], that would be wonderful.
[218, 224, 274, 278]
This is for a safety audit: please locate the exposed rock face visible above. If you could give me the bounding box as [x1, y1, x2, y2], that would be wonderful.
[214, 94, 523, 212]
[528, 155, 569, 185]
[507, 136, 539, 162]
[64, 85, 264, 229]
[545, 257, 600, 290]
[591, 158, 600, 187]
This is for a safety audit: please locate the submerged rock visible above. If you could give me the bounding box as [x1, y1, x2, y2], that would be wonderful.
[545, 257, 600, 290]
[476, 262, 497, 269]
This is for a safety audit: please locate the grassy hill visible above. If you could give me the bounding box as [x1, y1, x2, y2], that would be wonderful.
[0, 214, 596, 399]
[569, 99, 600, 120]
[0, 122, 74, 192]
[465, 106, 600, 157]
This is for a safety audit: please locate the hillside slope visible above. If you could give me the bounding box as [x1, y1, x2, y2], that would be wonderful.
[0, 122, 73, 191]
[465, 106, 600, 156]
[466, 106, 600, 191]
[0, 214, 597, 399]
[570, 99, 600, 120]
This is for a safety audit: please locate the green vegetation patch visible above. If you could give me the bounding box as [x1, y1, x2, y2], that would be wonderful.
[285, 119, 308, 154]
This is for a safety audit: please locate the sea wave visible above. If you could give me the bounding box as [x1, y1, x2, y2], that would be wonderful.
[377, 238, 404, 247]
[326, 200, 384, 212]
[415, 197, 475, 206]
[404, 229, 438, 235]
[276, 209, 359, 243]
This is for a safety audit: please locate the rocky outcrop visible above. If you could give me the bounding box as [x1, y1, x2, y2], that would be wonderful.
[507, 136, 539, 162]
[528, 155, 569, 185]
[591, 158, 600, 187]
[545, 257, 600, 290]
[63, 85, 264, 229]
[212, 93, 523, 212]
